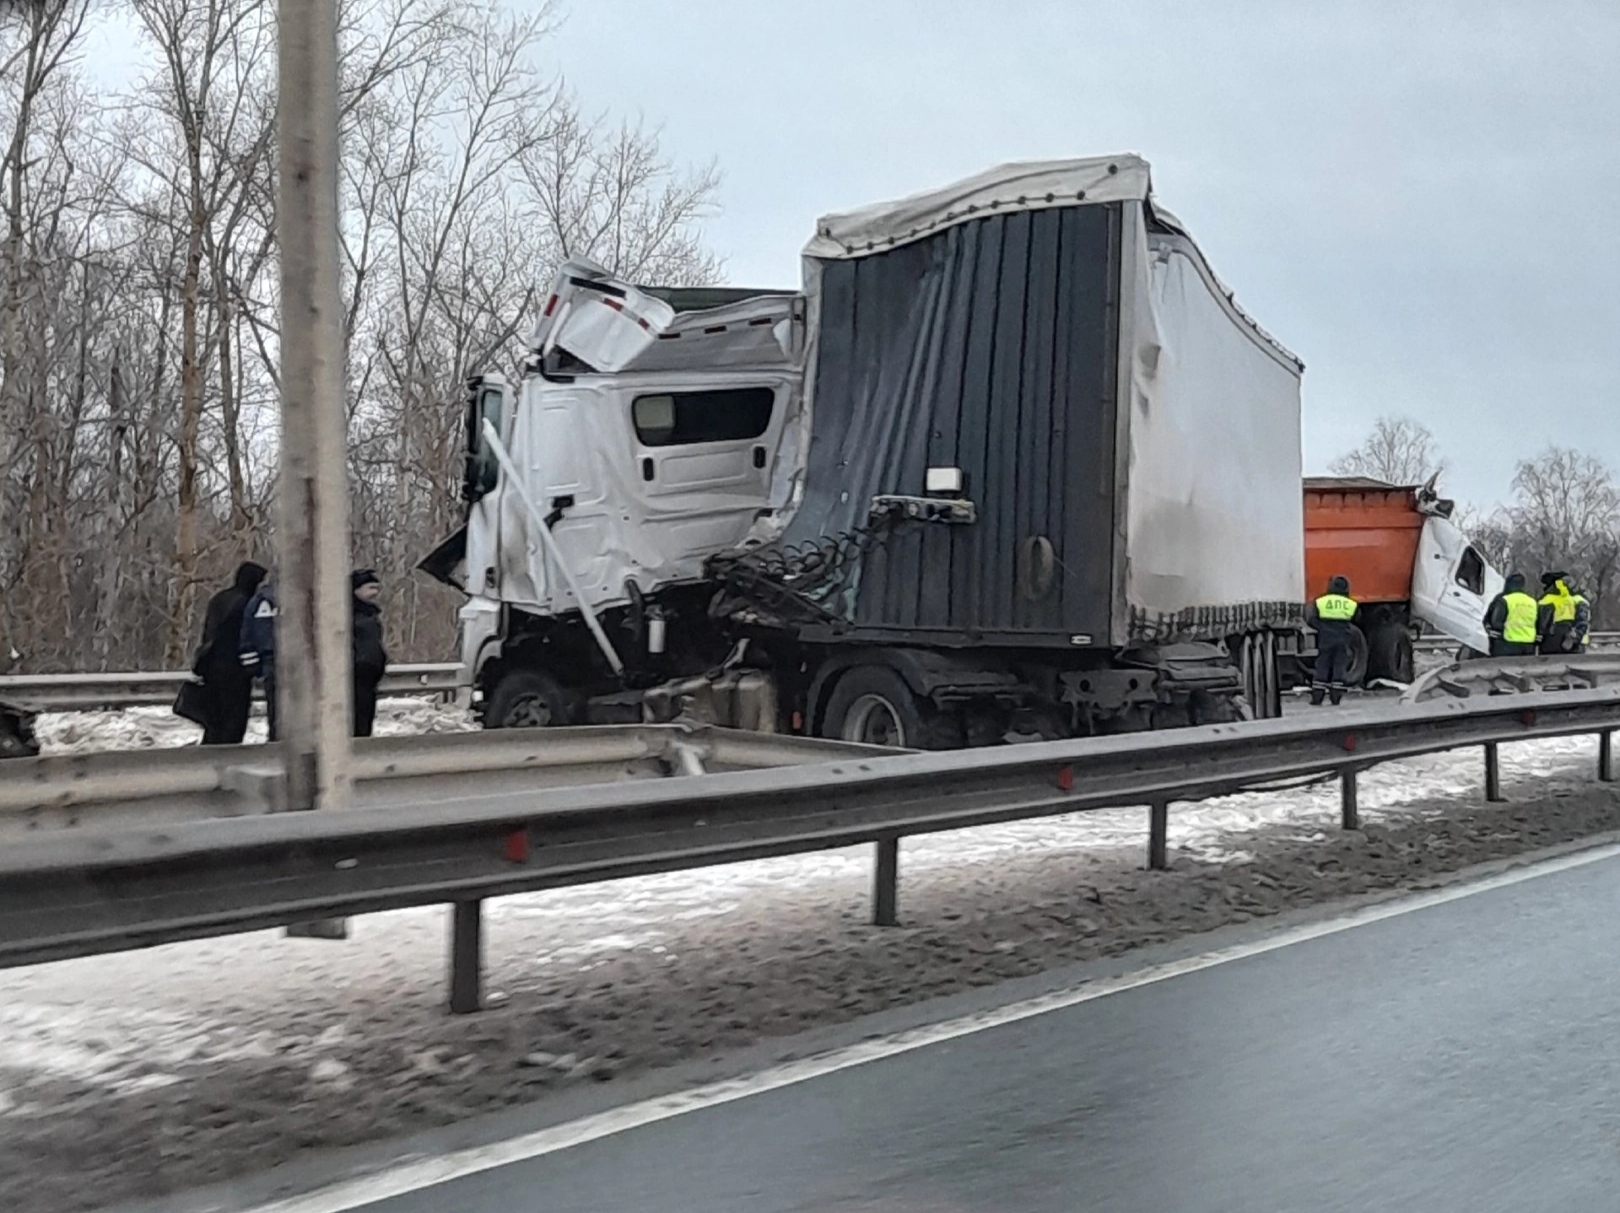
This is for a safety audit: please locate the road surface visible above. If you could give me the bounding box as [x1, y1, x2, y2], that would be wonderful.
[336, 848, 1620, 1212]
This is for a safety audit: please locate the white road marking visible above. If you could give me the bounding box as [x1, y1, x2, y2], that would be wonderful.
[229, 839, 1620, 1213]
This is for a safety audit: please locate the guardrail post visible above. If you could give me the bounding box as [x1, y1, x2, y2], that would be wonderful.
[449, 899, 484, 1014]
[1601, 731, 1615, 783]
[1148, 801, 1169, 870]
[873, 837, 900, 927]
[1340, 768, 1359, 831]
[1484, 742, 1504, 803]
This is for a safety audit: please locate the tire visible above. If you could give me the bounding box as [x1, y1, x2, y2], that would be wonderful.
[820, 665, 958, 750]
[1367, 623, 1414, 685]
[1232, 633, 1281, 719]
[484, 668, 575, 729]
[1260, 631, 1282, 718]
[1344, 625, 1369, 687]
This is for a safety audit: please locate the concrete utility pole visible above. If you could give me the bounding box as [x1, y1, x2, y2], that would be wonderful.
[275, 0, 352, 817]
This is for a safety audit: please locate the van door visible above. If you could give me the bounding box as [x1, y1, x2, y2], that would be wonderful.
[1411, 516, 1504, 655]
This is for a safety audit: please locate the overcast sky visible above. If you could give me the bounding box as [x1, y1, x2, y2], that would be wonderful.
[82, 0, 1618, 509]
[528, 0, 1618, 508]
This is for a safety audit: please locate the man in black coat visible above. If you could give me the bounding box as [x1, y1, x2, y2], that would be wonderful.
[194, 561, 268, 744]
[351, 568, 389, 738]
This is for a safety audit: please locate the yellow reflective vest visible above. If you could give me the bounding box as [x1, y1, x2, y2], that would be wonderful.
[1502, 592, 1539, 644]
[1540, 585, 1577, 623]
[1314, 593, 1358, 621]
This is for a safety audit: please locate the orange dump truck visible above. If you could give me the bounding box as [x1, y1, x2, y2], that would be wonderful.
[1303, 476, 1504, 684]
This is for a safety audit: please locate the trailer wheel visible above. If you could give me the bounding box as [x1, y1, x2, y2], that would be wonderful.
[485, 668, 574, 729]
[821, 666, 956, 749]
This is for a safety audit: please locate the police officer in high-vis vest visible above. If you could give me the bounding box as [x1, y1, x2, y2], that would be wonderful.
[1307, 575, 1360, 706]
[1537, 571, 1591, 655]
[1484, 572, 1540, 657]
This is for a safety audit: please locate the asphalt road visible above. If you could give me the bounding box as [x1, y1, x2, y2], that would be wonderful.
[363, 852, 1620, 1213]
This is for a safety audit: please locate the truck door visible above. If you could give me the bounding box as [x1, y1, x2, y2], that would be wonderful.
[627, 383, 784, 564]
[1411, 515, 1503, 655]
[524, 386, 618, 613]
[458, 374, 512, 600]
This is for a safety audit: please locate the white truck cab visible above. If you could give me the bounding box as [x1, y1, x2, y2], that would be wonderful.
[1411, 512, 1504, 657]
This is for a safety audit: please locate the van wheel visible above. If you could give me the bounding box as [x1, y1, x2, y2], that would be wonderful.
[1367, 623, 1414, 684]
[485, 668, 575, 729]
[820, 666, 958, 749]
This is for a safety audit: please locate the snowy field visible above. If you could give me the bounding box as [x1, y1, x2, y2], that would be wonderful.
[4, 706, 1618, 1210]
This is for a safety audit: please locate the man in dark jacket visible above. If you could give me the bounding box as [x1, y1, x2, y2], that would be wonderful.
[1483, 572, 1540, 657]
[351, 569, 388, 738]
[1306, 574, 1360, 706]
[239, 576, 279, 739]
[194, 562, 267, 744]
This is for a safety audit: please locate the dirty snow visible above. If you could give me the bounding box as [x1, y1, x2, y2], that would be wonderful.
[33, 697, 477, 755]
[4, 713, 1618, 1211]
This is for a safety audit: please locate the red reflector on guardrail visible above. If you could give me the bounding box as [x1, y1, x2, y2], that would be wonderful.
[1342, 733, 1358, 752]
[1521, 709, 1537, 726]
[503, 828, 530, 864]
[1056, 765, 1074, 791]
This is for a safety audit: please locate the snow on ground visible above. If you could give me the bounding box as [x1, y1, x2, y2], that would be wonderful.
[0, 732, 1601, 1112]
[33, 697, 477, 755]
[6, 722, 1619, 1211]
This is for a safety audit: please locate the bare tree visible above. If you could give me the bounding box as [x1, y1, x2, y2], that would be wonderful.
[1504, 447, 1620, 623]
[128, 0, 277, 663]
[520, 104, 723, 284]
[0, 0, 726, 672]
[1328, 416, 1445, 487]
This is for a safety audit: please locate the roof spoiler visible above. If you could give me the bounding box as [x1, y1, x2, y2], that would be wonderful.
[1414, 472, 1455, 519]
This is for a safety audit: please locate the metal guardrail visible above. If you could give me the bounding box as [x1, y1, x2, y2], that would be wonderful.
[1403, 653, 1620, 702]
[0, 724, 889, 838]
[0, 663, 463, 711]
[1413, 631, 1619, 654]
[1, 689, 1618, 1013]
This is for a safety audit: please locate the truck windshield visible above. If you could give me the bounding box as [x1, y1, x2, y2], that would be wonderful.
[632, 387, 774, 447]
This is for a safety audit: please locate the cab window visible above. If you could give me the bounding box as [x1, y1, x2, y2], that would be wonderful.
[463, 381, 505, 502]
[632, 388, 774, 447]
[1456, 547, 1485, 595]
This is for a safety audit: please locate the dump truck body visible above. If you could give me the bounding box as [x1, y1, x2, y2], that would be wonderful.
[1302, 477, 1503, 680]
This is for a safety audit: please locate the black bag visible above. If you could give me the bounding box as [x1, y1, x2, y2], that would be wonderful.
[173, 679, 209, 726]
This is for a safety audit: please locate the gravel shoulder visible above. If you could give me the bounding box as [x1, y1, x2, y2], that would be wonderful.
[3, 736, 1618, 1212]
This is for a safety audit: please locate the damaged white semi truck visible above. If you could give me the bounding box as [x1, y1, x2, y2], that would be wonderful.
[420, 156, 1307, 747]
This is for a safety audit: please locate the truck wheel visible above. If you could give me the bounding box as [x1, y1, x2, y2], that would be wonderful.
[1367, 623, 1414, 684]
[1345, 625, 1369, 687]
[821, 666, 956, 749]
[485, 669, 574, 729]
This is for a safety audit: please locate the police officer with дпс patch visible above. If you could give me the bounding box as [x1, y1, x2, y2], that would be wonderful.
[1307, 575, 1360, 706]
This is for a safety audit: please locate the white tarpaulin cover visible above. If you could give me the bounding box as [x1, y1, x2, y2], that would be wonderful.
[1122, 216, 1305, 636]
